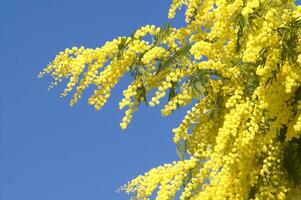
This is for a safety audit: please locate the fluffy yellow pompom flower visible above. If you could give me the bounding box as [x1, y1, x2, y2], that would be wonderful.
[40, 0, 301, 199]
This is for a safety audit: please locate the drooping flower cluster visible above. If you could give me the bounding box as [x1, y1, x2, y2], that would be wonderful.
[40, 0, 301, 199]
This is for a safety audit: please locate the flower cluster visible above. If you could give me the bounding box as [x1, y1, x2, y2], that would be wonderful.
[40, 0, 301, 199]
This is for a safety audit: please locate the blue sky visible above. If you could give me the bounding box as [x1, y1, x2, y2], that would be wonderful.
[2, 1, 301, 200]
[0, 0, 188, 199]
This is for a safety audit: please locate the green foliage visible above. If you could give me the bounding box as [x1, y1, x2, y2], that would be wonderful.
[117, 34, 135, 59]
[168, 81, 179, 107]
[176, 138, 187, 161]
[153, 22, 172, 46]
[284, 137, 301, 186]
[156, 43, 192, 74]
[277, 17, 301, 68]
[188, 69, 211, 99]
[135, 84, 148, 106]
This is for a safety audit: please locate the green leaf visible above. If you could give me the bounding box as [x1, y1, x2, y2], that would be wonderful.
[264, 70, 277, 87]
[248, 186, 257, 199]
[168, 82, 178, 102]
[176, 139, 186, 161]
[284, 137, 301, 185]
[295, 87, 301, 102]
[209, 95, 224, 120]
[188, 69, 212, 98]
[256, 47, 269, 68]
[277, 125, 287, 143]
[117, 34, 135, 59]
[168, 82, 179, 111]
[117, 37, 128, 59]
[153, 22, 172, 46]
[276, 17, 301, 68]
[156, 44, 192, 74]
[236, 14, 245, 53]
[136, 84, 148, 106]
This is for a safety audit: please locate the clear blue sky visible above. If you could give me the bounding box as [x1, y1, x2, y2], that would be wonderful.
[0, 1, 188, 200]
[2, 1, 301, 200]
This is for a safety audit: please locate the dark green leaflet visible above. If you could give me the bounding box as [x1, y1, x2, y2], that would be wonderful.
[277, 17, 301, 68]
[156, 44, 192, 74]
[153, 22, 172, 46]
[188, 69, 211, 99]
[176, 139, 187, 161]
[284, 137, 301, 186]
